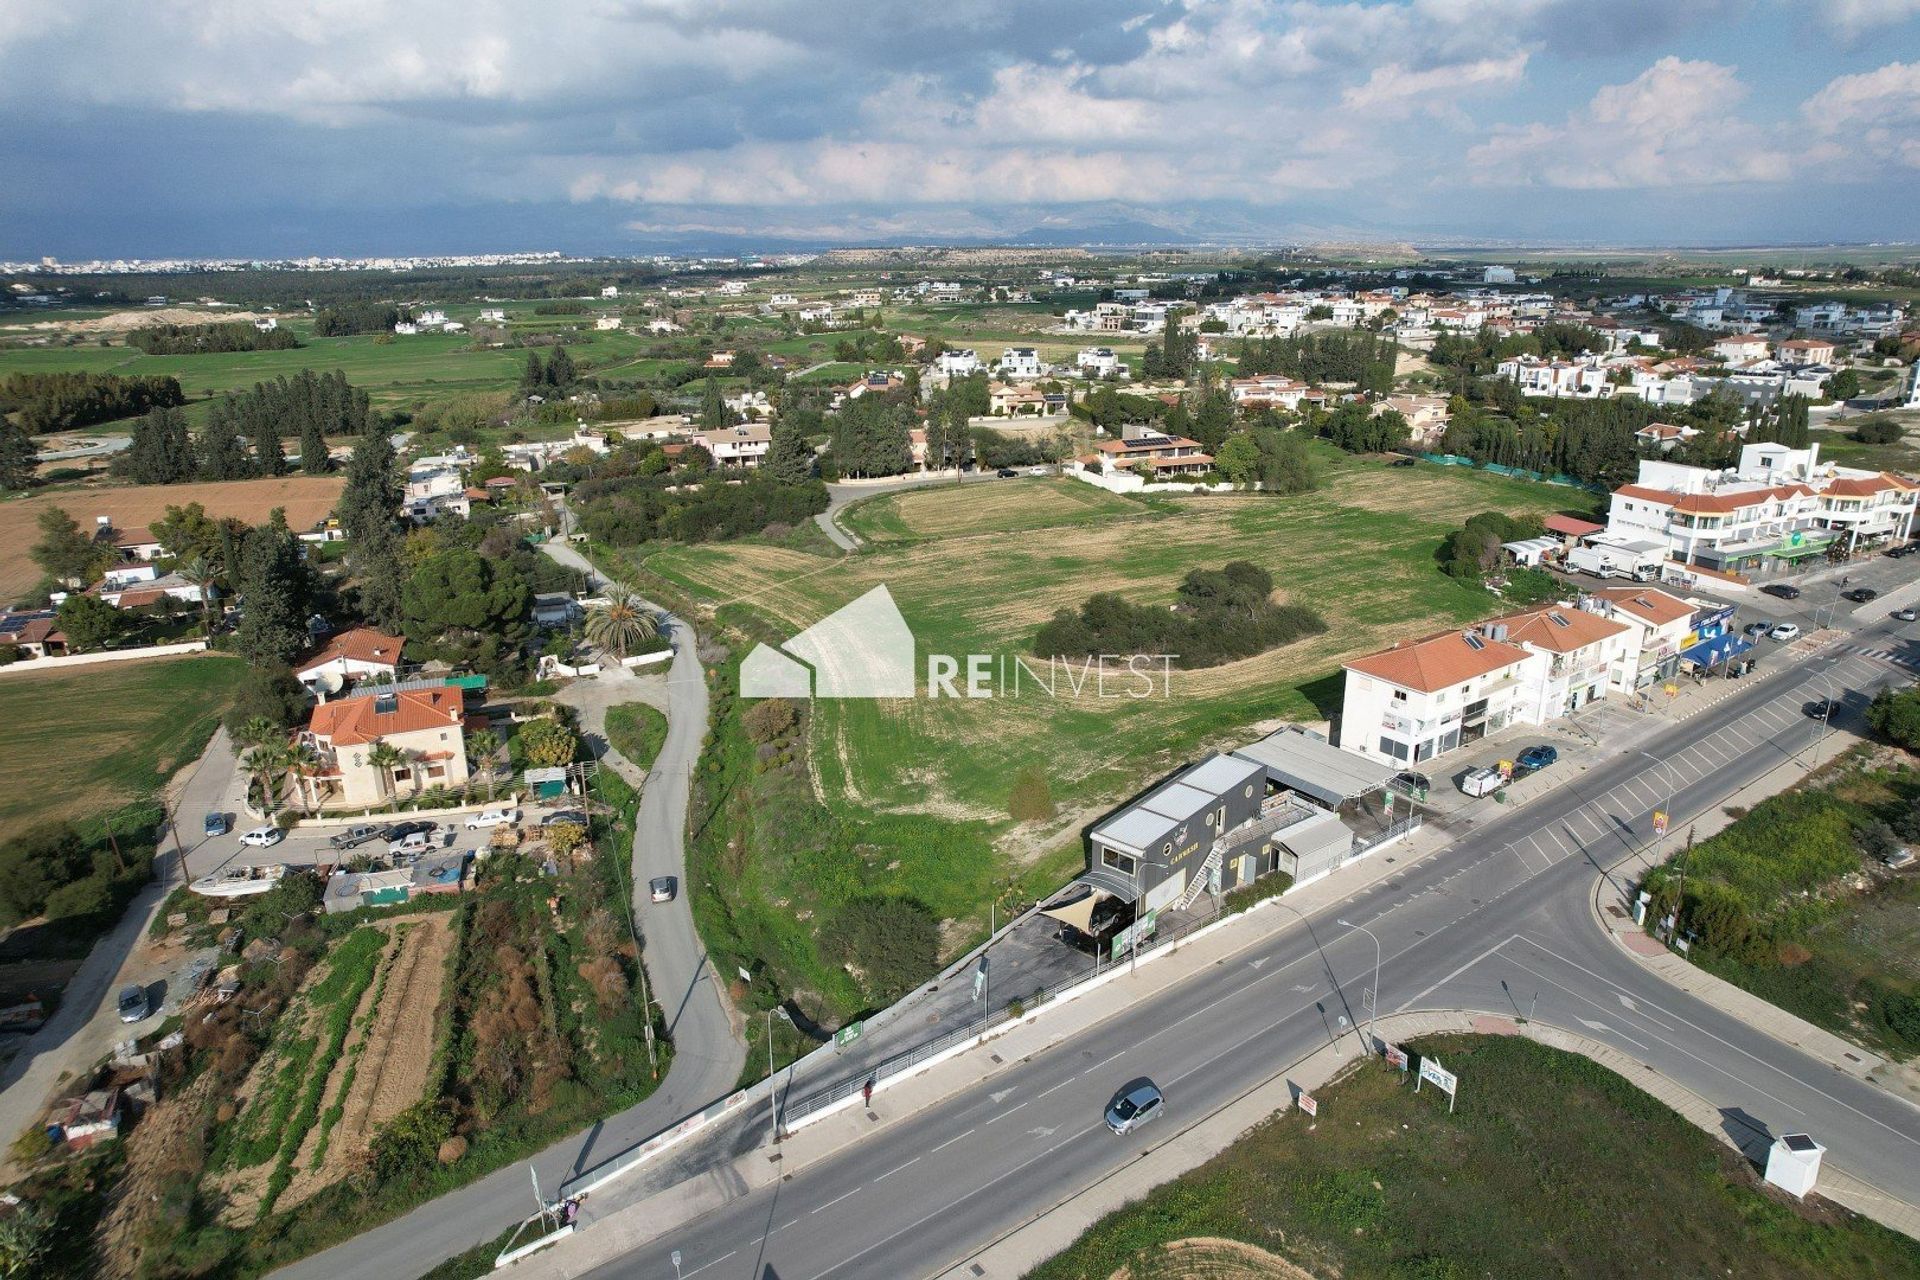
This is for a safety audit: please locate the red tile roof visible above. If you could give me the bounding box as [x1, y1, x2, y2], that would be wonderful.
[1345, 628, 1530, 693]
[308, 686, 466, 747]
[1491, 605, 1629, 654]
[1543, 514, 1605, 537]
[296, 627, 405, 675]
[1590, 586, 1693, 627]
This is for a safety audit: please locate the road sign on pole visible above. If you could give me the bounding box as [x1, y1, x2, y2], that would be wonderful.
[1652, 809, 1669, 837]
[1385, 1044, 1409, 1071]
[834, 1020, 864, 1049]
[738, 965, 753, 985]
[1297, 1091, 1318, 1117]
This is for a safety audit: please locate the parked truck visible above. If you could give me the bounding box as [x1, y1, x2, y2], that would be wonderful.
[1566, 544, 1655, 582]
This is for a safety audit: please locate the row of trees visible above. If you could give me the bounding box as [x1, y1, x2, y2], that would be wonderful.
[1213, 424, 1317, 492]
[519, 347, 580, 394]
[128, 321, 301, 354]
[1237, 331, 1398, 395]
[1034, 561, 1327, 670]
[312, 302, 403, 336]
[115, 368, 370, 484]
[0, 370, 184, 434]
[578, 472, 830, 545]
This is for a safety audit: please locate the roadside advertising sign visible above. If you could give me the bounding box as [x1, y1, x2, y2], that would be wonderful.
[1297, 1091, 1318, 1117]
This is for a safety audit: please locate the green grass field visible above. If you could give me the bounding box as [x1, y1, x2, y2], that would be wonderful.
[1029, 1033, 1920, 1280]
[646, 457, 1587, 839]
[0, 654, 241, 841]
[603, 702, 669, 771]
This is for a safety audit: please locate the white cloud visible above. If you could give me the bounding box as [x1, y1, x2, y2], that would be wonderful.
[1821, 0, 1920, 38]
[1467, 56, 1791, 188]
[1802, 60, 1920, 168]
[1342, 52, 1531, 117]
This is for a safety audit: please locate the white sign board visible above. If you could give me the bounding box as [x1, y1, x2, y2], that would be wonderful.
[1416, 1055, 1458, 1112]
[1297, 1090, 1318, 1117]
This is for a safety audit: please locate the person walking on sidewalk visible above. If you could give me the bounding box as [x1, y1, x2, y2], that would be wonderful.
[863, 1077, 875, 1109]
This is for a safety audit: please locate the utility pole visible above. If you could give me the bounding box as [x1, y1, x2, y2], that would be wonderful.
[589, 766, 656, 1075]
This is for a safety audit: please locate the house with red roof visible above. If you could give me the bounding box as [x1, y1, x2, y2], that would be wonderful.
[302, 684, 471, 809]
[295, 627, 406, 696]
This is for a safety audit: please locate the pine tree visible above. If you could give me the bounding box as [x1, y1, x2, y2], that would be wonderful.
[197, 401, 254, 479]
[124, 406, 196, 484]
[520, 351, 545, 393]
[767, 420, 814, 483]
[339, 432, 406, 629]
[300, 414, 331, 474]
[0, 423, 36, 491]
[252, 415, 287, 476]
[546, 347, 577, 390]
[702, 377, 728, 431]
[235, 510, 311, 666]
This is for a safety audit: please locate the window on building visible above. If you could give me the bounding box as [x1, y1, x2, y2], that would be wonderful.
[1392, 690, 1408, 702]
[1379, 736, 1410, 762]
[1100, 847, 1136, 876]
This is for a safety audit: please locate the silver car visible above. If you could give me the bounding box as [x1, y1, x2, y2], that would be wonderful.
[1104, 1078, 1165, 1135]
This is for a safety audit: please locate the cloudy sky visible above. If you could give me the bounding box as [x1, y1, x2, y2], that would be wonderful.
[3, 0, 1918, 257]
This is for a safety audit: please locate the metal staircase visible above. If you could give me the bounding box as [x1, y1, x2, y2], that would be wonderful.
[1173, 844, 1222, 911]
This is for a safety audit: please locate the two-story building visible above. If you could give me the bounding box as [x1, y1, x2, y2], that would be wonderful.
[304, 685, 472, 810]
[295, 627, 405, 696]
[997, 347, 1046, 379]
[1089, 426, 1213, 477]
[700, 423, 772, 468]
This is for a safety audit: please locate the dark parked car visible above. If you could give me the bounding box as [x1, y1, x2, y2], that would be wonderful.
[117, 984, 149, 1024]
[203, 812, 229, 838]
[995, 467, 1018, 478]
[1842, 587, 1878, 603]
[1389, 456, 1417, 467]
[380, 820, 437, 843]
[1516, 744, 1559, 771]
[1760, 583, 1802, 600]
[1742, 621, 1771, 639]
[1805, 698, 1838, 720]
[1393, 770, 1431, 797]
[541, 810, 589, 829]
[329, 824, 384, 851]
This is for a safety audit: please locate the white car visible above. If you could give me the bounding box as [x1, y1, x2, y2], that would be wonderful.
[1769, 623, 1802, 641]
[238, 825, 285, 848]
[465, 807, 520, 830]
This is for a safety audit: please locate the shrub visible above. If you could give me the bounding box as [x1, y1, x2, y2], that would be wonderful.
[820, 897, 938, 1001]
[1852, 418, 1903, 445]
[1224, 872, 1294, 914]
[743, 697, 798, 744]
[1866, 687, 1920, 751]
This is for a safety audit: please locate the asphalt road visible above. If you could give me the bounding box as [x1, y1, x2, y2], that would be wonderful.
[577, 611, 1920, 1280]
[269, 533, 742, 1280]
[816, 469, 1013, 549]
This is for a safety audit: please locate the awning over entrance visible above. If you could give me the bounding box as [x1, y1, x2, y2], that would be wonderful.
[1232, 727, 1393, 809]
[1040, 885, 1103, 933]
[1765, 544, 1826, 561]
[1679, 633, 1753, 667]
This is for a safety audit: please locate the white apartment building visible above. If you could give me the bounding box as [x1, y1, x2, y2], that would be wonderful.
[1606, 443, 1918, 573]
[1076, 347, 1123, 378]
[1227, 374, 1313, 411]
[1340, 603, 1640, 767]
[997, 347, 1045, 379]
[934, 348, 981, 378]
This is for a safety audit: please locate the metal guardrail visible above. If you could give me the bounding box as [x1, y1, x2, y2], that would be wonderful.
[780, 906, 1216, 1125]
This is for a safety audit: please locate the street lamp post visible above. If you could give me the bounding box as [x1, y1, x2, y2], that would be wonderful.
[1336, 917, 1382, 1053]
[1811, 671, 1842, 768]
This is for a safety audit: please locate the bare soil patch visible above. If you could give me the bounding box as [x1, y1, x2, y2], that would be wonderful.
[0, 474, 343, 600]
[97, 1072, 223, 1280]
[16, 307, 271, 335]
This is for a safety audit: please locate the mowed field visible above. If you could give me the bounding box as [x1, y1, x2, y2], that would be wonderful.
[643, 458, 1590, 867]
[843, 477, 1153, 543]
[0, 474, 344, 600]
[0, 654, 241, 840]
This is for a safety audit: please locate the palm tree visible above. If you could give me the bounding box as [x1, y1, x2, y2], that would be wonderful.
[285, 741, 324, 815]
[174, 553, 220, 636]
[244, 740, 292, 815]
[466, 728, 500, 801]
[234, 715, 279, 757]
[366, 739, 406, 808]
[583, 582, 660, 661]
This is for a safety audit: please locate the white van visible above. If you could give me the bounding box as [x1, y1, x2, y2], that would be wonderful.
[1460, 766, 1503, 798]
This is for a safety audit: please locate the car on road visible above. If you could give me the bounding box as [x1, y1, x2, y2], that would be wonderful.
[389, 829, 441, 858]
[381, 820, 437, 843]
[1760, 583, 1802, 600]
[1895, 607, 1918, 623]
[1805, 699, 1838, 720]
[1516, 745, 1558, 771]
[1393, 770, 1431, 796]
[1887, 544, 1915, 558]
[1769, 623, 1802, 641]
[465, 807, 519, 830]
[1104, 1078, 1165, 1135]
[238, 825, 284, 849]
[1026, 467, 1048, 476]
[1741, 621, 1771, 639]
[203, 812, 229, 838]
[995, 467, 1017, 478]
[328, 824, 383, 851]
[541, 810, 588, 829]
[117, 984, 149, 1023]
[649, 876, 676, 903]
[1842, 587, 1879, 603]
